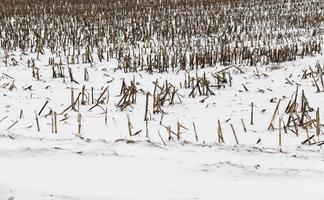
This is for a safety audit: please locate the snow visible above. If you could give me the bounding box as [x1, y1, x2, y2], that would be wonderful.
[0, 137, 324, 200]
[1, 0, 324, 197]
[1, 51, 324, 199]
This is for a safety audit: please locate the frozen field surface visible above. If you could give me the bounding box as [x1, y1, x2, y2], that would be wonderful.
[0, 137, 324, 200]
[1, 49, 324, 200]
[1, 51, 324, 199]
[1, 0, 324, 199]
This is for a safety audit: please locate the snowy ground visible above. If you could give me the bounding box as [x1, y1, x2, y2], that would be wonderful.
[0, 137, 324, 200]
[0, 0, 324, 198]
[1, 51, 324, 199]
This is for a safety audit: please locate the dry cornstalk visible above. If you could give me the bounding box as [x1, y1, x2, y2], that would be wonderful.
[19, 109, 23, 119]
[77, 113, 82, 135]
[241, 118, 247, 132]
[7, 120, 18, 130]
[267, 99, 281, 131]
[217, 119, 224, 143]
[35, 111, 40, 132]
[279, 117, 282, 152]
[144, 92, 150, 121]
[250, 102, 254, 125]
[158, 130, 166, 145]
[105, 107, 108, 125]
[145, 120, 149, 140]
[127, 114, 132, 136]
[38, 100, 49, 116]
[316, 107, 320, 141]
[230, 123, 239, 145]
[193, 122, 198, 142]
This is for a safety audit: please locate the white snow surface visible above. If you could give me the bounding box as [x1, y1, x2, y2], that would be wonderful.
[1, 51, 324, 199]
[0, 138, 324, 199]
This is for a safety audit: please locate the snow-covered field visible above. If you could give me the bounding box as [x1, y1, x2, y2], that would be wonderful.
[0, 138, 324, 199]
[1, 52, 324, 199]
[1, 0, 324, 199]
